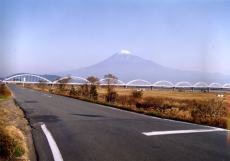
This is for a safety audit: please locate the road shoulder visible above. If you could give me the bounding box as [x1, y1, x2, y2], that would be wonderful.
[0, 97, 37, 161]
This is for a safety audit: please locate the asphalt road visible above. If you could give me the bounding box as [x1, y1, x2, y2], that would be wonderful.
[10, 85, 230, 161]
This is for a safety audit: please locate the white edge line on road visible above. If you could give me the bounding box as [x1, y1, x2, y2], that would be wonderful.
[41, 123, 64, 161]
[142, 128, 226, 136]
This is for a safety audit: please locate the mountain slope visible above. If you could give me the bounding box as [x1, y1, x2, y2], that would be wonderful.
[56, 50, 230, 83]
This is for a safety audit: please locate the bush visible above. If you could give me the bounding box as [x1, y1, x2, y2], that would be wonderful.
[105, 91, 118, 103]
[116, 95, 128, 106]
[37, 81, 47, 90]
[69, 86, 77, 96]
[191, 99, 226, 125]
[131, 90, 143, 100]
[57, 84, 66, 92]
[0, 126, 25, 160]
[49, 88, 54, 93]
[89, 85, 98, 100]
[127, 97, 138, 107]
[136, 97, 164, 109]
[80, 84, 90, 97]
[0, 84, 11, 97]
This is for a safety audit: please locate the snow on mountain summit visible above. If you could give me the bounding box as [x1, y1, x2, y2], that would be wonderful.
[117, 49, 132, 55]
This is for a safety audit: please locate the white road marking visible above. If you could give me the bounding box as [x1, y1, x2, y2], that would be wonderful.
[41, 123, 64, 161]
[142, 128, 226, 136]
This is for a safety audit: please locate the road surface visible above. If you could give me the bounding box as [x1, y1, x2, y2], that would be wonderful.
[10, 85, 230, 161]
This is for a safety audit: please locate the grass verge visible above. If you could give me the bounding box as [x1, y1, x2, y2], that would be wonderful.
[0, 83, 33, 161]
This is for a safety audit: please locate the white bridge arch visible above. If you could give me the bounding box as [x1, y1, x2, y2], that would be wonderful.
[126, 79, 152, 87]
[193, 81, 209, 88]
[223, 83, 230, 89]
[53, 76, 89, 85]
[209, 83, 222, 88]
[3, 73, 52, 84]
[175, 81, 193, 88]
[153, 80, 174, 88]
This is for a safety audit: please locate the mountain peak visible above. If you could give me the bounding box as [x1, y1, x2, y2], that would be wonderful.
[55, 50, 230, 83]
[117, 49, 132, 55]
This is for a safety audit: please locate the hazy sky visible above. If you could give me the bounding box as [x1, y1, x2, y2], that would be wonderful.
[1, 0, 230, 77]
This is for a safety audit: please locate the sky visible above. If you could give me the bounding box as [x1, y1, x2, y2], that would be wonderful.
[0, 0, 230, 77]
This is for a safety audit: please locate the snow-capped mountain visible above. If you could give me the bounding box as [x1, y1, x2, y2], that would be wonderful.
[56, 50, 230, 83]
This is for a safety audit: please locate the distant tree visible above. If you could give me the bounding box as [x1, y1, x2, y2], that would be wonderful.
[80, 84, 90, 97]
[86, 76, 99, 100]
[87, 76, 99, 85]
[89, 85, 98, 100]
[104, 73, 118, 86]
[104, 73, 118, 103]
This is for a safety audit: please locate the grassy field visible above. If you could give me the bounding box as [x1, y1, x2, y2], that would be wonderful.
[98, 87, 229, 101]
[23, 84, 230, 128]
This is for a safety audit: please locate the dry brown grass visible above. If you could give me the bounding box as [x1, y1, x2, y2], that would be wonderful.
[23, 84, 230, 128]
[98, 87, 221, 100]
[0, 100, 30, 161]
[0, 85, 31, 161]
[0, 125, 28, 160]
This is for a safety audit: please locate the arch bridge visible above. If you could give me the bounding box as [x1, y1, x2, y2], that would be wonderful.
[3, 73, 230, 91]
[3, 73, 52, 84]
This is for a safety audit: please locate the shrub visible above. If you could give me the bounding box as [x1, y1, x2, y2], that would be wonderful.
[131, 90, 143, 100]
[80, 84, 90, 97]
[0, 126, 25, 160]
[69, 86, 77, 96]
[89, 85, 98, 100]
[37, 81, 47, 90]
[127, 97, 138, 107]
[161, 100, 173, 110]
[49, 88, 54, 93]
[57, 84, 66, 92]
[136, 97, 164, 109]
[116, 95, 128, 106]
[105, 91, 118, 103]
[0, 84, 11, 97]
[163, 108, 191, 121]
[191, 99, 226, 126]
